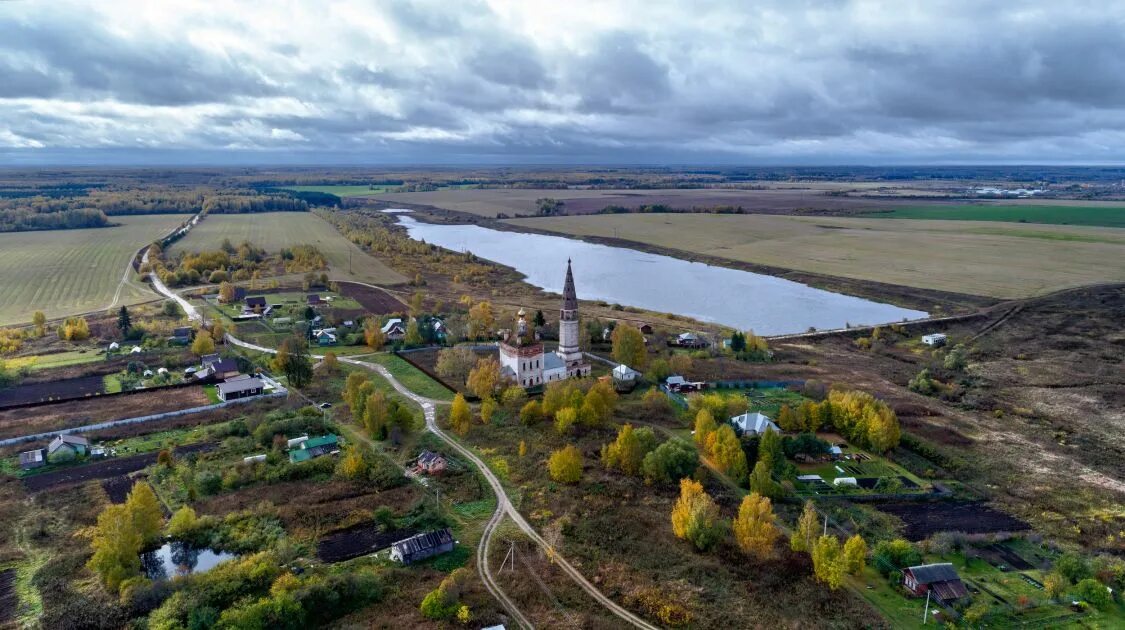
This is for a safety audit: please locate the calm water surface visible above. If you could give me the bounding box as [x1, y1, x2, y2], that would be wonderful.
[142, 542, 237, 580]
[398, 217, 927, 335]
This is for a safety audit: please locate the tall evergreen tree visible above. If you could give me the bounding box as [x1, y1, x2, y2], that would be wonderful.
[117, 305, 131, 333]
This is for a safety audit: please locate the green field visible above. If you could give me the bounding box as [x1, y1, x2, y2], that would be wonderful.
[507, 213, 1125, 298]
[276, 185, 392, 197]
[366, 353, 455, 401]
[0, 215, 183, 326]
[881, 204, 1125, 228]
[169, 212, 407, 285]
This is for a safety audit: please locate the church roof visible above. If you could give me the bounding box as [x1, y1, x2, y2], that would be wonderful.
[562, 259, 578, 310]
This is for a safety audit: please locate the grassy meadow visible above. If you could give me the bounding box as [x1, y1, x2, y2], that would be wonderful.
[506, 213, 1125, 298]
[881, 203, 1125, 227]
[169, 212, 407, 285]
[0, 215, 183, 325]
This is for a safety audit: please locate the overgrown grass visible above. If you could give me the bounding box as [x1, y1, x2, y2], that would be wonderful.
[366, 353, 455, 401]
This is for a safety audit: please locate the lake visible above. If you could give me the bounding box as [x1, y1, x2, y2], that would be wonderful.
[398, 217, 927, 335]
[141, 542, 237, 580]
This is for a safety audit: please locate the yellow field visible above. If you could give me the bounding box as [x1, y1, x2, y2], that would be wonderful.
[506, 214, 1125, 298]
[169, 212, 407, 286]
[0, 215, 184, 326]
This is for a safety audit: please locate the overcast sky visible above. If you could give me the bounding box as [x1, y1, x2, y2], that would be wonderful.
[2, 0, 1124, 165]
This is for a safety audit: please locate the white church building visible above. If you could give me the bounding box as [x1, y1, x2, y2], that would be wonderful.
[499, 259, 591, 388]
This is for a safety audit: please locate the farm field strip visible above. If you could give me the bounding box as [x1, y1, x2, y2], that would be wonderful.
[0, 215, 184, 326]
[505, 213, 1125, 298]
[168, 212, 407, 286]
[881, 204, 1125, 227]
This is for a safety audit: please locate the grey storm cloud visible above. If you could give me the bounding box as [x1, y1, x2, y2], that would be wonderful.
[2, 0, 1125, 163]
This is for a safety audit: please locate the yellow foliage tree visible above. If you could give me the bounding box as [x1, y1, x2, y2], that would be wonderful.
[337, 446, 369, 479]
[670, 478, 725, 551]
[218, 281, 237, 303]
[321, 351, 339, 372]
[732, 492, 780, 559]
[125, 481, 164, 545]
[812, 535, 843, 589]
[467, 300, 495, 339]
[842, 534, 867, 576]
[450, 393, 472, 435]
[693, 409, 717, 449]
[88, 504, 142, 591]
[191, 330, 215, 356]
[554, 406, 578, 435]
[466, 356, 502, 400]
[32, 311, 46, 336]
[363, 319, 385, 350]
[548, 445, 583, 483]
[611, 324, 647, 368]
[479, 397, 496, 424]
[705, 424, 748, 484]
[791, 500, 820, 553]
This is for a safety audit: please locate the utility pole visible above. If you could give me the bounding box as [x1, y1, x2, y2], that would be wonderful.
[500, 540, 516, 573]
[922, 589, 931, 624]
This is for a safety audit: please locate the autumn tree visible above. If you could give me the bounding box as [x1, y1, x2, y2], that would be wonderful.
[88, 504, 142, 590]
[705, 424, 748, 484]
[670, 478, 726, 551]
[791, 500, 819, 553]
[343, 372, 370, 411]
[404, 318, 423, 345]
[579, 380, 618, 428]
[642, 439, 699, 485]
[479, 397, 496, 424]
[777, 404, 800, 432]
[519, 399, 543, 425]
[58, 316, 91, 341]
[32, 310, 46, 336]
[211, 322, 225, 342]
[466, 356, 502, 400]
[642, 387, 671, 418]
[758, 428, 786, 476]
[337, 445, 369, 479]
[363, 391, 389, 438]
[500, 385, 527, 410]
[548, 445, 583, 483]
[450, 393, 472, 436]
[363, 319, 385, 350]
[601, 424, 657, 476]
[191, 330, 215, 356]
[218, 281, 237, 303]
[668, 353, 693, 375]
[611, 324, 647, 368]
[554, 406, 578, 434]
[693, 409, 717, 449]
[436, 346, 477, 385]
[467, 300, 495, 339]
[409, 290, 425, 316]
[812, 535, 844, 589]
[321, 350, 339, 372]
[165, 505, 199, 539]
[273, 336, 313, 387]
[748, 460, 781, 499]
[733, 492, 780, 560]
[126, 481, 164, 545]
[842, 534, 868, 576]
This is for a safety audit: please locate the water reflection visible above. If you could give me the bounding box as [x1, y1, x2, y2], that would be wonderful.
[141, 541, 237, 580]
[397, 217, 927, 335]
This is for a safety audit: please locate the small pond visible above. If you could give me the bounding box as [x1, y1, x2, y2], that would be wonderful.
[397, 217, 927, 335]
[141, 541, 237, 580]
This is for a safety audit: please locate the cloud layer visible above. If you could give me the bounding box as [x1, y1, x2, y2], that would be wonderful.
[2, 0, 1124, 164]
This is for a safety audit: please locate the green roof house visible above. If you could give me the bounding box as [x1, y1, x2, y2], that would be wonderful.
[288, 434, 340, 463]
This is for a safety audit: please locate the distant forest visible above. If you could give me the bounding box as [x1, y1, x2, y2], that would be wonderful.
[0, 186, 310, 233]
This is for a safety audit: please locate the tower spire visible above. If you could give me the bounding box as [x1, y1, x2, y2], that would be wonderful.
[562, 258, 578, 311]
